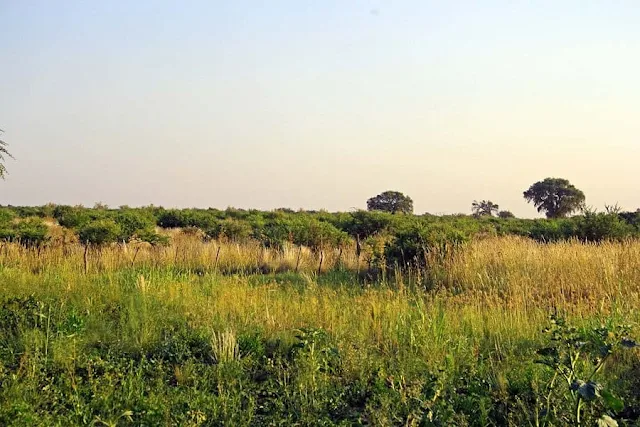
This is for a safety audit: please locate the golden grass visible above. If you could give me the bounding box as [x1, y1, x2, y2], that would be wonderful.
[1, 235, 638, 376]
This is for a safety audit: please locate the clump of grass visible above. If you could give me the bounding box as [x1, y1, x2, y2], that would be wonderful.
[210, 329, 240, 364]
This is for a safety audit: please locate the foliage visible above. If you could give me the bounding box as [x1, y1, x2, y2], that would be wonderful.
[0, 130, 14, 179]
[385, 220, 469, 269]
[53, 205, 92, 229]
[524, 178, 586, 218]
[114, 210, 156, 242]
[498, 210, 516, 218]
[77, 219, 122, 246]
[341, 210, 393, 240]
[535, 315, 637, 426]
[14, 218, 50, 247]
[577, 208, 634, 242]
[290, 218, 349, 250]
[1, 204, 639, 261]
[472, 200, 499, 217]
[0, 238, 639, 424]
[135, 228, 170, 246]
[619, 209, 640, 231]
[157, 209, 187, 228]
[366, 190, 414, 214]
[206, 218, 253, 242]
[0, 208, 16, 224]
[0, 217, 49, 247]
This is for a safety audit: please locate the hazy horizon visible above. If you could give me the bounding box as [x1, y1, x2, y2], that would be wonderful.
[1, 1, 638, 217]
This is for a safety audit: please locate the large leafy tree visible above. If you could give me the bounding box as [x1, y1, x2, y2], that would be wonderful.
[366, 191, 413, 214]
[0, 130, 13, 179]
[471, 200, 499, 217]
[523, 178, 585, 218]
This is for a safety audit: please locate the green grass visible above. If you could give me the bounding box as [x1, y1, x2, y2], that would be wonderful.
[1, 237, 639, 425]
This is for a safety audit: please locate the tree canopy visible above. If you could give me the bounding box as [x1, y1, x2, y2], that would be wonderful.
[471, 200, 499, 217]
[0, 130, 14, 179]
[366, 191, 413, 214]
[523, 178, 585, 218]
[498, 210, 515, 219]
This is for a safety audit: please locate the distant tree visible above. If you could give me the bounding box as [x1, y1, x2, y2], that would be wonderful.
[77, 219, 121, 274]
[523, 178, 585, 218]
[366, 191, 413, 214]
[0, 129, 14, 179]
[471, 200, 499, 217]
[498, 210, 516, 219]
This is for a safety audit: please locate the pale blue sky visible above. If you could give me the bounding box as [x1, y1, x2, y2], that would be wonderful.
[1, 1, 638, 216]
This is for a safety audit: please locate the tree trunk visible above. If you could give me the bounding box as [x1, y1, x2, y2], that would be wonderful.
[131, 247, 141, 268]
[214, 246, 221, 271]
[317, 250, 324, 276]
[294, 245, 302, 273]
[83, 244, 89, 275]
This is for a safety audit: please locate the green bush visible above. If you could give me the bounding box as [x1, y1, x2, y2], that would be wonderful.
[114, 210, 155, 242]
[210, 218, 253, 242]
[136, 229, 170, 246]
[0, 226, 16, 242]
[78, 219, 121, 246]
[54, 205, 91, 228]
[157, 209, 187, 228]
[0, 208, 16, 224]
[577, 211, 635, 242]
[385, 221, 469, 268]
[15, 218, 49, 247]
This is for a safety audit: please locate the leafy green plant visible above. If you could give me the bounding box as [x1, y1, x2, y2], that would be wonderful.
[53, 205, 92, 228]
[77, 219, 121, 246]
[535, 315, 637, 426]
[114, 210, 155, 242]
[577, 208, 634, 242]
[15, 218, 49, 247]
[0, 208, 16, 224]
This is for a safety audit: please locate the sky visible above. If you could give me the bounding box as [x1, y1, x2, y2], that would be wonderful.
[1, 1, 638, 217]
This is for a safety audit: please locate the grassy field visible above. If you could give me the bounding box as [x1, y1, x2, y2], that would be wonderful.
[1, 235, 639, 426]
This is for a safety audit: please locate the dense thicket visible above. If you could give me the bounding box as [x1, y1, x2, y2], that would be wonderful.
[0, 204, 638, 267]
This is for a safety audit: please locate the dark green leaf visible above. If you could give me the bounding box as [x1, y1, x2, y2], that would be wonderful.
[536, 347, 558, 357]
[576, 381, 601, 401]
[601, 389, 624, 412]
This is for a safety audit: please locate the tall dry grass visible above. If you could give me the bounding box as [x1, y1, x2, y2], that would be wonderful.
[0, 232, 361, 276]
[1, 236, 638, 371]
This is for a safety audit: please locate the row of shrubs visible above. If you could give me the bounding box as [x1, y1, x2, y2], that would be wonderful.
[0, 204, 639, 267]
[0, 207, 167, 248]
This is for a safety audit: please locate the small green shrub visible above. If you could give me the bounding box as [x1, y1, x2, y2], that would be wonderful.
[78, 219, 121, 246]
[15, 218, 49, 247]
[535, 315, 638, 426]
[577, 210, 635, 242]
[53, 205, 92, 228]
[114, 210, 155, 242]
